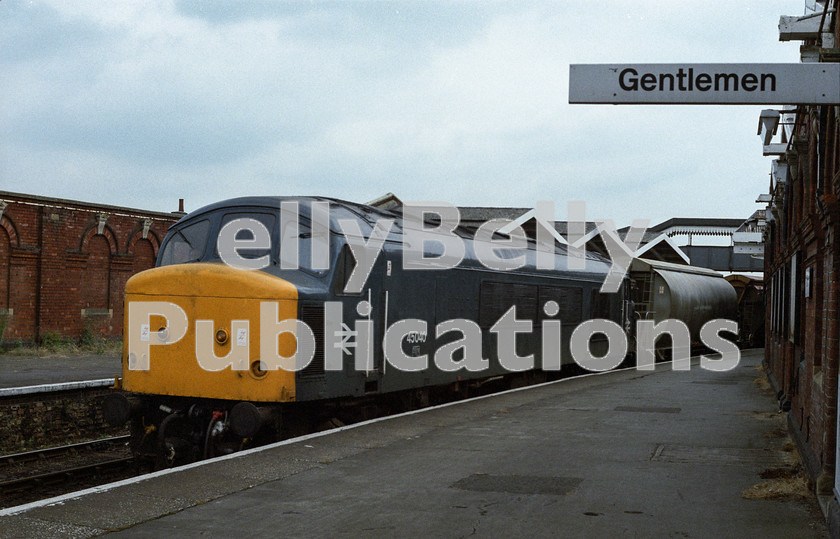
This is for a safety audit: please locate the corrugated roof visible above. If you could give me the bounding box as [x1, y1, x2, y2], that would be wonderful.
[553, 221, 599, 236]
[457, 207, 531, 222]
[615, 227, 663, 244]
[648, 217, 745, 233]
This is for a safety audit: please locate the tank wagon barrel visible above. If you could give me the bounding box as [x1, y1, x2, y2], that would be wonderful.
[629, 258, 738, 341]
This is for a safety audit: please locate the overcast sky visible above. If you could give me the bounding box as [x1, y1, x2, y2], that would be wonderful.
[0, 1, 808, 227]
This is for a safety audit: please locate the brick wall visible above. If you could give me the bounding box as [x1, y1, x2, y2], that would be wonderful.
[764, 74, 840, 483]
[0, 191, 180, 343]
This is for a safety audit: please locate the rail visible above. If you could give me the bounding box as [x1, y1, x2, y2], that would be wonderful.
[0, 435, 131, 467]
[0, 436, 137, 509]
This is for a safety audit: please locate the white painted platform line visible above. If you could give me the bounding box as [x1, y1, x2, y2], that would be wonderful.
[0, 379, 114, 397]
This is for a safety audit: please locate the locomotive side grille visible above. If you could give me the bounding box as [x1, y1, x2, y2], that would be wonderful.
[539, 285, 583, 324]
[479, 281, 538, 327]
[590, 288, 612, 320]
[299, 303, 325, 377]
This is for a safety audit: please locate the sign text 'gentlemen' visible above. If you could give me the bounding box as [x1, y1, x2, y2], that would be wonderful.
[569, 64, 840, 105]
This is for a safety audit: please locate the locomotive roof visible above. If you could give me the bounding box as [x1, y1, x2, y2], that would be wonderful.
[171, 195, 614, 276]
[181, 196, 393, 220]
[178, 195, 472, 238]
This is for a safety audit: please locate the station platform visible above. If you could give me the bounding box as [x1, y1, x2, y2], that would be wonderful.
[0, 353, 120, 388]
[0, 350, 828, 537]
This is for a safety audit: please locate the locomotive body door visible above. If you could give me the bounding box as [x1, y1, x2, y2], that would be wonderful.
[325, 242, 386, 396]
[376, 252, 437, 393]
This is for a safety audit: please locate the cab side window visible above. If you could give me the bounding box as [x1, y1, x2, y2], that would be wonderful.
[217, 212, 276, 262]
[332, 244, 359, 295]
[159, 219, 210, 266]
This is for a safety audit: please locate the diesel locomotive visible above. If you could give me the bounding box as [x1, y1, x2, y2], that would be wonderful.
[103, 196, 735, 466]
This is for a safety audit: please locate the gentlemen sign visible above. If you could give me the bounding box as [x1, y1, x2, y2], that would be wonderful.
[569, 64, 840, 104]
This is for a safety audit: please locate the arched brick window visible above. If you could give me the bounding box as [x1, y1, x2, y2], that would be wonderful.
[82, 234, 111, 310]
[0, 225, 9, 310]
[132, 238, 156, 274]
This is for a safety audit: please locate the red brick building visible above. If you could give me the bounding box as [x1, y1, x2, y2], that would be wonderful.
[762, 0, 840, 528]
[0, 191, 180, 344]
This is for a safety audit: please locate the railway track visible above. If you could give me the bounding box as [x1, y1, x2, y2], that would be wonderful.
[0, 435, 131, 466]
[0, 380, 138, 509]
[0, 435, 141, 509]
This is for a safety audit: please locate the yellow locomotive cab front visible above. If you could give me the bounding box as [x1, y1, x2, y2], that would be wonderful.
[120, 263, 299, 403]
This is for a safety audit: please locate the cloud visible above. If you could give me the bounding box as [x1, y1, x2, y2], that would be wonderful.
[0, 0, 807, 225]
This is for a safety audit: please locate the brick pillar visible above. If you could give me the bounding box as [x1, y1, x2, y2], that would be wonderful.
[822, 178, 840, 479]
[36, 207, 72, 338]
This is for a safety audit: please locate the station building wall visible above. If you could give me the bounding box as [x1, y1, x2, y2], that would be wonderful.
[0, 191, 180, 344]
[763, 43, 840, 494]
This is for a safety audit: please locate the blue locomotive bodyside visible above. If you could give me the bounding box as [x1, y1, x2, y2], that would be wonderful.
[153, 196, 622, 402]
